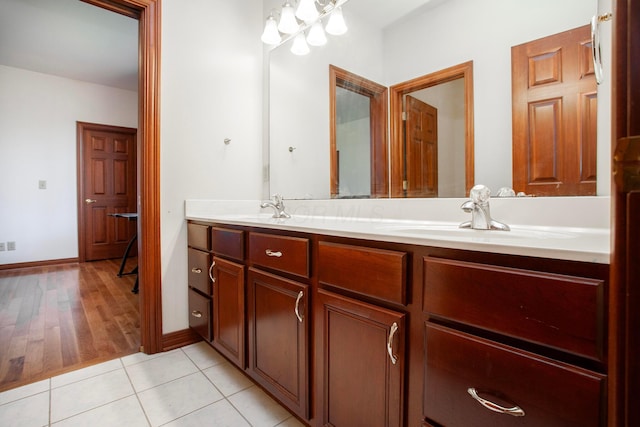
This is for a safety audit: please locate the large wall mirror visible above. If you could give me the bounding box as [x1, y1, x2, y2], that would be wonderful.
[266, 0, 611, 200]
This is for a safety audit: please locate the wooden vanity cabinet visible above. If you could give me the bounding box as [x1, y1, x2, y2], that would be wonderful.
[422, 256, 608, 427]
[316, 240, 408, 427]
[246, 232, 311, 420]
[209, 227, 245, 369]
[187, 223, 213, 342]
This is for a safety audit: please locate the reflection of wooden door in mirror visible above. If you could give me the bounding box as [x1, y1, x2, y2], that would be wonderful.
[330, 65, 388, 198]
[405, 96, 438, 197]
[512, 24, 596, 196]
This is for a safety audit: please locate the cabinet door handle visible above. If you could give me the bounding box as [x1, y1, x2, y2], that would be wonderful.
[467, 388, 525, 417]
[387, 322, 398, 365]
[191, 310, 202, 318]
[208, 260, 216, 283]
[294, 290, 304, 323]
[265, 249, 282, 257]
[191, 267, 202, 274]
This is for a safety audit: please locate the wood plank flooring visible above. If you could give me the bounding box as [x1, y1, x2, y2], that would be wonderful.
[0, 258, 140, 392]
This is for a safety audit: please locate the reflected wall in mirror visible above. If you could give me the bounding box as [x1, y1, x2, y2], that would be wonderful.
[266, 0, 610, 200]
[330, 65, 388, 199]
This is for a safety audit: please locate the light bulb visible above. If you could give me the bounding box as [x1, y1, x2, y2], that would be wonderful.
[261, 15, 281, 45]
[306, 21, 327, 46]
[326, 6, 347, 35]
[295, 0, 319, 22]
[291, 32, 310, 55]
[278, 2, 299, 34]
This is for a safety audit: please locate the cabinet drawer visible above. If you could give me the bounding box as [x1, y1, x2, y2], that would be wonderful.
[211, 227, 244, 261]
[187, 223, 210, 251]
[188, 289, 211, 342]
[424, 323, 605, 427]
[423, 257, 605, 361]
[249, 232, 309, 278]
[319, 241, 407, 305]
[188, 248, 212, 295]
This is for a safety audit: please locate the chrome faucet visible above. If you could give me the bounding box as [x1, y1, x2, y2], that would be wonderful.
[460, 185, 510, 231]
[260, 194, 291, 219]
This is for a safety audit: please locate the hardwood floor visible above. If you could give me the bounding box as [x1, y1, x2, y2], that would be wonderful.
[0, 258, 140, 392]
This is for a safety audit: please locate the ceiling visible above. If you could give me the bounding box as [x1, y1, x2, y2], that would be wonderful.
[0, 0, 138, 91]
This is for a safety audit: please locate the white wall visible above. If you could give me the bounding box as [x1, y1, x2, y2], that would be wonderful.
[0, 65, 137, 265]
[160, 0, 264, 333]
[383, 0, 611, 194]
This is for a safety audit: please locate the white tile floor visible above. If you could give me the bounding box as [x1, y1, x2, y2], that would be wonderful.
[0, 342, 305, 427]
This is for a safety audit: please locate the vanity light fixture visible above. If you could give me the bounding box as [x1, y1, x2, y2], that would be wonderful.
[261, 0, 348, 53]
[291, 32, 311, 55]
[278, 2, 299, 34]
[325, 6, 347, 35]
[261, 14, 281, 45]
[307, 21, 327, 46]
[296, 0, 320, 22]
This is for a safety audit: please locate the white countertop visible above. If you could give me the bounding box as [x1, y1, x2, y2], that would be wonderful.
[185, 198, 611, 264]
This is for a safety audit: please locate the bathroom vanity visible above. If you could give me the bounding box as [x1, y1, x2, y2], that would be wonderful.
[185, 198, 609, 427]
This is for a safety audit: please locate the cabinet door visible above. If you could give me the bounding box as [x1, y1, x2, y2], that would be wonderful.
[247, 268, 309, 420]
[317, 289, 406, 427]
[211, 257, 245, 369]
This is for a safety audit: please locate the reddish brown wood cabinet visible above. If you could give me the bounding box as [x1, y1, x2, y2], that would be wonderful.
[187, 223, 213, 342]
[211, 256, 245, 368]
[186, 220, 608, 427]
[316, 288, 405, 427]
[247, 267, 310, 420]
[422, 257, 607, 426]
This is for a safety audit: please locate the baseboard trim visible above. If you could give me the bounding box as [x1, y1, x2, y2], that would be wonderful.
[0, 258, 79, 271]
[162, 328, 202, 351]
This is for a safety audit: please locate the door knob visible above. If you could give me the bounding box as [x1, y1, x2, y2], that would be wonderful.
[85, 198, 97, 204]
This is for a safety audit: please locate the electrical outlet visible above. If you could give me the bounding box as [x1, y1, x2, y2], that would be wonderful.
[0, 242, 5, 251]
[39, 180, 47, 189]
[7, 241, 16, 251]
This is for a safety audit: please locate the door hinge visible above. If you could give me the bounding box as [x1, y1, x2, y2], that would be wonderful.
[402, 112, 407, 121]
[403, 180, 408, 190]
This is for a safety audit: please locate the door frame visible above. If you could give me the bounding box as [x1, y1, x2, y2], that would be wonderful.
[76, 121, 138, 263]
[81, 0, 162, 354]
[389, 61, 474, 198]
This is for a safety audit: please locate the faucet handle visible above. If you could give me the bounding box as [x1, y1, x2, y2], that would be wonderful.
[271, 193, 284, 205]
[469, 184, 491, 204]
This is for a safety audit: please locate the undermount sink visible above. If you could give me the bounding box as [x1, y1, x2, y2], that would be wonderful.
[376, 223, 577, 240]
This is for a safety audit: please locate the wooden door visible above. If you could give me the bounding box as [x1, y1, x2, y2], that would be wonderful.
[405, 95, 438, 197]
[78, 122, 137, 261]
[247, 268, 309, 420]
[212, 257, 245, 368]
[317, 289, 405, 427]
[512, 24, 596, 196]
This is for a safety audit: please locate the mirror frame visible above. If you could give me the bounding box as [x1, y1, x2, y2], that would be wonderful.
[389, 60, 475, 197]
[330, 65, 389, 198]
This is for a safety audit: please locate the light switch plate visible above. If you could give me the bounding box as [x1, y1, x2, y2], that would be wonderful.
[0, 242, 5, 251]
[39, 180, 47, 189]
[7, 241, 15, 251]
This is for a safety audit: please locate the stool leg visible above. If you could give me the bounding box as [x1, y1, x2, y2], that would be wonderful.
[118, 234, 138, 277]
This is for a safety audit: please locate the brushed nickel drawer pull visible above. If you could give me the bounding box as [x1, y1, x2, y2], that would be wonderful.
[467, 388, 525, 417]
[266, 249, 282, 257]
[387, 322, 398, 365]
[294, 290, 304, 323]
[191, 310, 202, 318]
[191, 267, 202, 274]
[208, 260, 216, 282]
